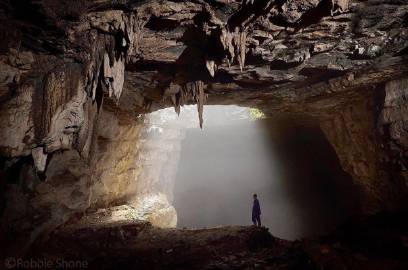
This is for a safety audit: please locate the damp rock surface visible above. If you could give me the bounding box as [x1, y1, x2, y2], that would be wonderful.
[0, 0, 407, 258]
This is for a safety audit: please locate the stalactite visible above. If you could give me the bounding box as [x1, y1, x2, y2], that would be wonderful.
[39, 67, 80, 139]
[220, 28, 235, 64]
[197, 81, 207, 129]
[173, 91, 182, 116]
[206, 60, 217, 77]
[170, 94, 179, 115]
[102, 52, 125, 100]
[170, 81, 207, 128]
[219, 27, 247, 72]
[236, 30, 246, 72]
[32, 147, 47, 172]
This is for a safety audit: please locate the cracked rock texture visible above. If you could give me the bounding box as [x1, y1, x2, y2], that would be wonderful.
[0, 0, 407, 257]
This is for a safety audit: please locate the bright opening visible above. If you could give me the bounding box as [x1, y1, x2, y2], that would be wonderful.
[145, 105, 358, 240]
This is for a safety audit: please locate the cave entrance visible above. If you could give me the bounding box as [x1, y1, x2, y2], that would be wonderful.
[145, 106, 359, 240]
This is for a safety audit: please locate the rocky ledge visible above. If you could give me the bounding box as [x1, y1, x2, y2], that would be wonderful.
[30, 210, 408, 270]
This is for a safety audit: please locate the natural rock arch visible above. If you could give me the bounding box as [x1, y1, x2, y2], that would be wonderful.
[0, 0, 407, 257]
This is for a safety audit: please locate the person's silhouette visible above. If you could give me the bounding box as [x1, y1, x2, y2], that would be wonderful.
[252, 194, 261, 227]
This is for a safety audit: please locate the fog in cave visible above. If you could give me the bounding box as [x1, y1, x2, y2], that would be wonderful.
[150, 106, 358, 240]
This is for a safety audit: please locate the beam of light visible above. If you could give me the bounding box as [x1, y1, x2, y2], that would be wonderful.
[142, 106, 357, 239]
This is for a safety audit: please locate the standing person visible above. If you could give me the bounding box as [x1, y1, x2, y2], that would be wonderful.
[252, 194, 261, 227]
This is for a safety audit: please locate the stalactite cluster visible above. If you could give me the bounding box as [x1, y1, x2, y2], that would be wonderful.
[169, 81, 207, 128]
[220, 27, 247, 71]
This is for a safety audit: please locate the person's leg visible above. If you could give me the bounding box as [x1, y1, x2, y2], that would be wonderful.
[256, 215, 261, 227]
[252, 214, 257, 225]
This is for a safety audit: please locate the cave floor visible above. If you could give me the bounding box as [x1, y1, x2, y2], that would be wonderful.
[32, 210, 408, 270]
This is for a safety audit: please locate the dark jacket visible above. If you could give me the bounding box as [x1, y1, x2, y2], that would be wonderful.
[252, 198, 261, 216]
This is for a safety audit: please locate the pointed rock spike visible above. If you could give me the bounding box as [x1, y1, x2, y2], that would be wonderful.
[206, 60, 216, 77]
[196, 80, 206, 129]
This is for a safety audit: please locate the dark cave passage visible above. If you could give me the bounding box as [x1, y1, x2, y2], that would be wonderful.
[174, 114, 359, 240]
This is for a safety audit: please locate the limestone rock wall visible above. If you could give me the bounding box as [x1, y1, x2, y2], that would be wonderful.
[319, 80, 408, 213]
[90, 109, 144, 208]
[379, 78, 408, 186]
[89, 107, 178, 228]
[0, 51, 99, 256]
[0, 4, 145, 256]
[320, 94, 392, 213]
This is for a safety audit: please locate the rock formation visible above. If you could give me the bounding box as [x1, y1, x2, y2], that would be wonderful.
[31, 211, 408, 270]
[0, 0, 407, 259]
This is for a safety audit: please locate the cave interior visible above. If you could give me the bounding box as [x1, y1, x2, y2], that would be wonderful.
[0, 0, 408, 269]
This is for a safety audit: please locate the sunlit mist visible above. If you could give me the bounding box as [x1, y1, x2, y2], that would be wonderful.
[145, 105, 358, 240]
